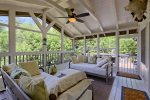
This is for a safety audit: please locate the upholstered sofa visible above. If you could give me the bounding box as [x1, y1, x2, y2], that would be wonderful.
[69, 55, 113, 82]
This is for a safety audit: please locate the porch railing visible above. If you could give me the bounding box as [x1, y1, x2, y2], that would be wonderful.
[119, 54, 138, 74]
[0, 51, 74, 68]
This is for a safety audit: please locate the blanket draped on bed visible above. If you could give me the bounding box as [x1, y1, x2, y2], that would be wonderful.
[32, 69, 90, 100]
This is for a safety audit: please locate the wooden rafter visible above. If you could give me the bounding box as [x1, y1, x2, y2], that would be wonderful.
[42, 0, 91, 35]
[29, 12, 43, 32]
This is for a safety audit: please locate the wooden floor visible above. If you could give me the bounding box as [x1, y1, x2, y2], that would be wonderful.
[108, 75, 150, 100]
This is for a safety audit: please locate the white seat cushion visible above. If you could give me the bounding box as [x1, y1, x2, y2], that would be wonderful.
[70, 63, 108, 76]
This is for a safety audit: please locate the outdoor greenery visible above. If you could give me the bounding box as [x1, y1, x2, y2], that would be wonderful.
[0, 16, 137, 59]
[75, 36, 137, 55]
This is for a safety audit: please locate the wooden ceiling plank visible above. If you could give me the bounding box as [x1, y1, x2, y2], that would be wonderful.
[112, 0, 119, 29]
[78, 0, 104, 32]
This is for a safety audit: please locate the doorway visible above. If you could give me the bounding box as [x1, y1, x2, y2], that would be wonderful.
[119, 37, 138, 74]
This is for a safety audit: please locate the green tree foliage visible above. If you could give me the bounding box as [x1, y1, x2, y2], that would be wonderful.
[16, 29, 42, 52]
[75, 36, 137, 54]
[0, 26, 8, 52]
[0, 16, 137, 55]
[119, 38, 137, 54]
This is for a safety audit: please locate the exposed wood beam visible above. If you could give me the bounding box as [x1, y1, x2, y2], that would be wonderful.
[29, 12, 43, 31]
[46, 12, 74, 37]
[42, 0, 83, 35]
[75, 26, 138, 37]
[0, 4, 43, 13]
[78, 0, 104, 32]
[55, 0, 68, 4]
[112, 0, 119, 29]
[46, 20, 56, 33]
[0, 0, 52, 9]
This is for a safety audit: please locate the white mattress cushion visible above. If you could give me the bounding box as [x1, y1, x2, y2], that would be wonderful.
[70, 63, 107, 76]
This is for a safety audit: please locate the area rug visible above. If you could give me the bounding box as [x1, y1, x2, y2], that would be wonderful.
[87, 75, 114, 100]
[121, 86, 150, 100]
[117, 71, 141, 80]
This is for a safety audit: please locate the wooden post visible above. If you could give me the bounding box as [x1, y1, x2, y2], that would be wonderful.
[83, 36, 86, 55]
[97, 34, 100, 57]
[147, 20, 150, 92]
[115, 31, 119, 72]
[72, 38, 75, 52]
[137, 28, 141, 75]
[42, 11, 47, 69]
[9, 10, 16, 63]
[61, 28, 64, 63]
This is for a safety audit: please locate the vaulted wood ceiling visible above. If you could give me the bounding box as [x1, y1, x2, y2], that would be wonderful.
[0, 0, 138, 37]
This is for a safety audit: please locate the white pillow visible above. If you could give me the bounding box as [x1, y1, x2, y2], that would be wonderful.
[101, 63, 109, 69]
[96, 58, 103, 64]
[96, 59, 108, 67]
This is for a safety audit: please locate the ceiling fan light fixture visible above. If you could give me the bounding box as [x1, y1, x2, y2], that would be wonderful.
[68, 18, 76, 22]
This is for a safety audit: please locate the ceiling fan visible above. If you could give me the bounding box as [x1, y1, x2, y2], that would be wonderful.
[55, 8, 90, 24]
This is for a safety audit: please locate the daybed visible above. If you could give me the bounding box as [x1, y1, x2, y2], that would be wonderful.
[69, 55, 113, 82]
[1, 61, 93, 100]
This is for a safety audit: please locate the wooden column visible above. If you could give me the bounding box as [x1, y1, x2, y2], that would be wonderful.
[137, 28, 141, 75]
[9, 10, 16, 63]
[42, 11, 47, 68]
[72, 38, 75, 52]
[61, 28, 64, 63]
[115, 31, 119, 72]
[97, 34, 100, 57]
[83, 36, 86, 55]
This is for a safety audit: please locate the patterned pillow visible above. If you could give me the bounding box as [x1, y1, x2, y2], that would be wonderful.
[88, 55, 97, 64]
[70, 56, 79, 64]
[10, 67, 31, 79]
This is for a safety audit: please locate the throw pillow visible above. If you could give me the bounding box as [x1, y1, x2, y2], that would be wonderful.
[10, 67, 31, 79]
[88, 55, 97, 64]
[96, 59, 108, 67]
[2, 63, 18, 74]
[96, 58, 103, 64]
[101, 63, 109, 69]
[77, 55, 87, 63]
[19, 61, 40, 76]
[70, 56, 78, 64]
[19, 76, 49, 100]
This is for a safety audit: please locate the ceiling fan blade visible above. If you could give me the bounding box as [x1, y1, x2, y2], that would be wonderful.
[75, 13, 90, 18]
[76, 19, 84, 23]
[66, 20, 70, 24]
[55, 17, 69, 18]
[65, 8, 73, 16]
